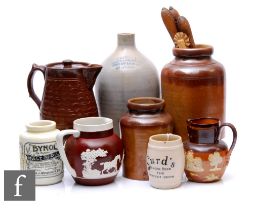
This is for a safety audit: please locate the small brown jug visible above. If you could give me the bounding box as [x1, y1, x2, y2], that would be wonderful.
[184, 117, 237, 183]
[27, 60, 102, 130]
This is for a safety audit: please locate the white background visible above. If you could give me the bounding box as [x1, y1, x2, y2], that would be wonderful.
[0, 0, 252, 209]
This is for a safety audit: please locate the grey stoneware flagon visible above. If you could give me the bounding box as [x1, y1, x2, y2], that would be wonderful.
[95, 33, 160, 135]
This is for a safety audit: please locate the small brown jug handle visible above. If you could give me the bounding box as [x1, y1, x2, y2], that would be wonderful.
[218, 123, 237, 156]
[27, 64, 46, 108]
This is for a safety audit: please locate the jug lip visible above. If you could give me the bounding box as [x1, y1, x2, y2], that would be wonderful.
[187, 117, 220, 128]
[73, 117, 113, 132]
[173, 44, 213, 58]
[46, 60, 102, 70]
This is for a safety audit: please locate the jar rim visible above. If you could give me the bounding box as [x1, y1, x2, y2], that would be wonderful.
[173, 44, 213, 57]
[127, 97, 164, 112]
[26, 120, 56, 132]
[149, 133, 182, 148]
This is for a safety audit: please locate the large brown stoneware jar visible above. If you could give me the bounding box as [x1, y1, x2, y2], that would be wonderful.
[120, 97, 173, 180]
[161, 45, 225, 141]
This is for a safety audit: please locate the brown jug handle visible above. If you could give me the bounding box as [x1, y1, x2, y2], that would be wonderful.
[218, 123, 237, 157]
[27, 64, 46, 108]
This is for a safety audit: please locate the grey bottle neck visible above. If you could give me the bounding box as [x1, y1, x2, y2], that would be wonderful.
[117, 33, 136, 47]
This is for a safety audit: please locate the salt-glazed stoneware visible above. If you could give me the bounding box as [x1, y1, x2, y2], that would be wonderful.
[120, 97, 173, 180]
[27, 60, 102, 130]
[19, 120, 63, 185]
[147, 133, 185, 189]
[161, 45, 225, 141]
[96, 33, 160, 135]
[184, 117, 237, 183]
[56, 117, 123, 186]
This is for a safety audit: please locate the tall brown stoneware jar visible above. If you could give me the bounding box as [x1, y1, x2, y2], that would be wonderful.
[161, 45, 225, 141]
[120, 97, 173, 180]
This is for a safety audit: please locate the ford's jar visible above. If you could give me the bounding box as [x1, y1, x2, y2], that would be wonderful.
[19, 120, 63, 185]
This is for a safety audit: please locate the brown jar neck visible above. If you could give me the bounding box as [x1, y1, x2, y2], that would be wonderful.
[128, 109, 162, 115]
[79, 129, 114, 138]
[127, 97, 165, 115]
[173, 44, 213, 58]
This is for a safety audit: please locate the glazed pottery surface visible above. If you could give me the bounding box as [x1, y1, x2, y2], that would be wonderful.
[56, 117, 123, 186]
[19, 120, 63, 185]
[120, 97, 173, 180]
[147, 133, 185, 189]
[184, 117, 237, 183]
[161, 45, 225, 141]
[96, 33, 160, 136]
[27, 60, 102, 130]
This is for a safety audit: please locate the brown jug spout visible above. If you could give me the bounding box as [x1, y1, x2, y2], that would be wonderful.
[83, 64, 102, 90]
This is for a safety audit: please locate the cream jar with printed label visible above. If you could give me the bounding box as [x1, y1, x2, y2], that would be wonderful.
[147, 133, 185, 189]
[19, 120, 63, 185]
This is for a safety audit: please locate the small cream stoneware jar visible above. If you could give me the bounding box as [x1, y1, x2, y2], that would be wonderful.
[19, 120, 63, 185]
[147, 133, 185, 189]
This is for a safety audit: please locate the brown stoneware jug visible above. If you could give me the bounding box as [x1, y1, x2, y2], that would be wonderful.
[184, 117, 237, 183]
[161, 45, 225, 141]
[27, 60, 102, 130]
[120, 97, 173, 180]
[56, 117, 123, 186]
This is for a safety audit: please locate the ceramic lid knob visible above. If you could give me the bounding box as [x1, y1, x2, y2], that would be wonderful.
[63, 59, 73, 68]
